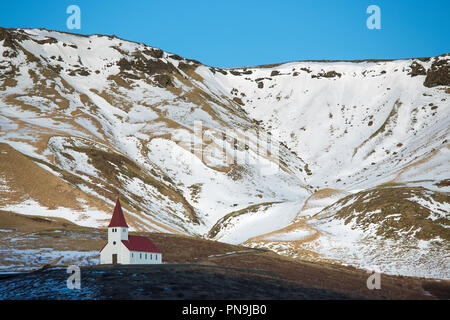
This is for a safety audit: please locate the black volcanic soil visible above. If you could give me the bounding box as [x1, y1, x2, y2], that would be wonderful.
[0, 264, 354, 300]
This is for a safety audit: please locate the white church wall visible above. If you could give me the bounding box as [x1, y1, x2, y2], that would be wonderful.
[130, 251, 162, 265]
[108, 227, 128, 241]
[100, 241, 130, 264]
[120, 244, 131, 264]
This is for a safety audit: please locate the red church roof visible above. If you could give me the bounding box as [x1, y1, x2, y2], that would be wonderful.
[108, 198, 129, 228]
[122, 235, 161, 253]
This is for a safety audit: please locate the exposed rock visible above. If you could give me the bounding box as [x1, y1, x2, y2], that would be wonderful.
[215, 69, 227, 75]
[300, 67, 312, 73]
[32, 37, 58, 45]
[2, 50, 17, 58]
[186, 58, 202, 65]
[408, 62, 426, 77]
[120, 72, 140, 80]
[154, 74, 173, 88]
[304, 164, 312, 175]
[233, 97, 244, 105]
[117, 54, 178, 76]
[117, 58, 132, 71]
[47, 64, 63, 74]
[0, 28, 17, 49]
[68, 68, 90, 76]
[178, 61, 196, 73]
[169, 54, 183, 60]
[312, 70, 342, 79]
[270, 70, 280, 76]
[143, 48, 163, 59]
[424, 56, 450, 87]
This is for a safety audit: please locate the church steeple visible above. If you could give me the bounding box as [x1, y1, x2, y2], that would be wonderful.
[108, 197, 129, 228]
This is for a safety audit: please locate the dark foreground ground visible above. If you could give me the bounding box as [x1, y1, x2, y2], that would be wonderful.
[0, 264, 355, 300]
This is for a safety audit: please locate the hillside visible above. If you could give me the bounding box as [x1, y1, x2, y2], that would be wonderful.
[0, 210, 449, 300]
[0, 27, 449, 279]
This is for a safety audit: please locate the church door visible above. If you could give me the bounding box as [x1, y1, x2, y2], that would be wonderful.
[112, 254, 117, 264]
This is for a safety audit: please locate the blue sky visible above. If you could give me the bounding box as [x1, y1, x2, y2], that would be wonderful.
[1, 0, 449, 67]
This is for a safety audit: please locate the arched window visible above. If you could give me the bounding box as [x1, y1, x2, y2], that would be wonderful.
[140, 253, 142, 259]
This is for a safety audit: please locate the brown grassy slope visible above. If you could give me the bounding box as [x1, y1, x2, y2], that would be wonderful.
[1, 210, 449, 299]
[316, 186, 450, 241]
[0, 209, 105, 252]
[0, 141, 184, 233]
[0, 142, 108, 212]
[0, 209, 80, 231]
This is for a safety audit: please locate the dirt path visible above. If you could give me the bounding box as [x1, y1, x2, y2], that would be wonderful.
[244, 218, 320, 244]
[242, 188, 348, 262]
[242, 218, 322, 261]
[382, 144, 449, 185]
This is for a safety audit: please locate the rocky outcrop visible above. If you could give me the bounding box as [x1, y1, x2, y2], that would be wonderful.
[408, 61, 426, 77]
[424, 55, 450, 87]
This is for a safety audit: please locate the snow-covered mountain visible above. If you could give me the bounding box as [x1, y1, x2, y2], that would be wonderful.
[0, 27, 448, 278]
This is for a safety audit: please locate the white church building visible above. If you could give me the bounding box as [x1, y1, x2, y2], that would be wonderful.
[100, 198, 162, 265]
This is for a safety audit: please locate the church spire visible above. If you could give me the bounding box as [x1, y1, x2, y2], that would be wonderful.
[108, 197, 129, 228]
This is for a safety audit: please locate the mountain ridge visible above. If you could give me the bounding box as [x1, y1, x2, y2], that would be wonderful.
[3, 27, 448, 69]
